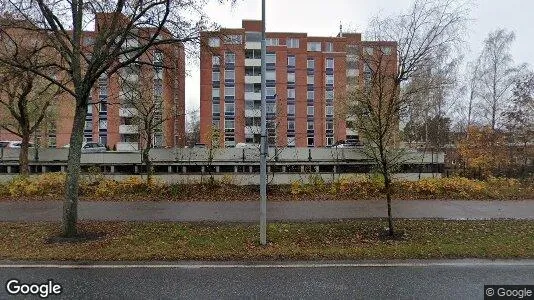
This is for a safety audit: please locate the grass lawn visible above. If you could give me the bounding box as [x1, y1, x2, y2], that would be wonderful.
[0, 219, 533, 261]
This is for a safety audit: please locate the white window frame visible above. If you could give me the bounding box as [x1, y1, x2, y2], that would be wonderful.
[287, 104, 295, 115]
[325, 42, 333, 52]
[287, 120, 295, 131]
[326, 106, 334, 117]
[212, 103, 220, 114]
[212, 71, 220, 82]
[287, 56, 296, 67]
[224, 103, 235, 115]
[307, 121, 314, 131]
[307, 106, 314, 116]
[224, 35, 242, 45]
[225, 70, 235, 81]
[307, 42, 321, 52]
[326, 58, 334, 69]
[208, 37, 220, 47]
[307, 59, 315, 69]
[224, 86, 235, 97]
[287, 72, 295, 83]
[225, 52, 235, 64]
[287, 88, 295, 99]
[307, 90, 314, 100]
[287, 38, 300, 48]
[212, 56, 220, 66]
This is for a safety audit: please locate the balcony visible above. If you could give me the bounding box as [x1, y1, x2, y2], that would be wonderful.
[245, 75, 261, 84]
[245, 109, 261, 118]
[245, 58, 261, 67]
[245, 42, 261, 49]
[245, 92, 261, 101]
[116, 142, 139, 152]
[119, 107, 138, 117]
[119, 125, 139, 134]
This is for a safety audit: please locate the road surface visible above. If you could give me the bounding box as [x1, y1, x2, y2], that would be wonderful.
[0, 200, 533, 222]
[1, 260, 533, 299]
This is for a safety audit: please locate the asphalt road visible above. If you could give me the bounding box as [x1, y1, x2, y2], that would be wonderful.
[1, 260, 533, 299]
[1, 200, 534, 222]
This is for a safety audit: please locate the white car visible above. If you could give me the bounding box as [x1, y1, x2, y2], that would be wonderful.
[0, 141, 34, 148]
[63, 142, 107, 153]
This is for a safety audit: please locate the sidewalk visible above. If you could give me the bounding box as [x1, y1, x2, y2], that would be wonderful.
[1, 199, 533, 222]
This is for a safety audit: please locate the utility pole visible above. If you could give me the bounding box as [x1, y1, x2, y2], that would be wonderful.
[259, 0, 267, 245]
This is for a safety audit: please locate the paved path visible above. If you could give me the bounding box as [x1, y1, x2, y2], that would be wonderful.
[1, 200, 533, 222]
[1, 260, 533, 299]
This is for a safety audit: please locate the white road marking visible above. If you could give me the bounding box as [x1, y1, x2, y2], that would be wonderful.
[1, 261, 534, 269]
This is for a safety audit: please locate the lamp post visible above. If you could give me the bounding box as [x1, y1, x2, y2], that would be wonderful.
[259, 0, 267, 246]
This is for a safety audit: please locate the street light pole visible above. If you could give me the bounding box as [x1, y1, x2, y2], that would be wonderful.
[259, 0, 267, 246]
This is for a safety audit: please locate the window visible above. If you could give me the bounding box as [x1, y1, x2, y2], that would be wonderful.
[87, 104, 93, 114]
[326, 120, 334, 130]
[265, 70, 276, 81]
[287, 136, 296, 147]
[266, 38, 279, 46]
[266, 87, 276, 97]
[83, 37, 94, 46]
[48, 136, 57, 148]
[266, 53, 276, 64]
[208, 37, 220, 47]
[225, 52, 235, 64]
[326, 74, 334, 85]
[99, 119, 107, 130]
[266, 103, 276, 114]
[224, 35, 242, 44]
[212, 119, 220, 128]
[307, 58, 315, 69]
[325, 90, 334, 100]
[307, 137, 314, 147]
[245, 32, 261, 42]
[212, 71, 220, 82]
[84, 121, 92, 131]
[326, 106, 334, 116]
[287, 104, 295, 115]
[307, 106, 314, 116]
[287, 56, 295, 67]
[287, 73, 295, 83]
[287, 88, 295, 99]
[326, 58, 334, 69]
[225, 119, 235, 131]
[245, 84, 254, 93]
[364, 47, 374, 55]
[347, 69, 359, 77]
[326, 137, 334, 146]
[99, 102, 107, 113]
[381, 46, 392, 56]
[212, 88, 220, 98]
[212, 103, 220, 114]
[225, 103, 235, 115]
[307, 90, 314, 100]
[325, 42, 333, 52]
[224, 86, 235, 97]
[153, 51, 163, 65]
[287, 120, 295, 131]
[245, 101, 254, 110]
[307, 42, 321, 52]
[307, 75, 314, 85]
[287, 38, 300, 48]
[99, 136, 107, 146]
[225, 70, 235, 81]
[307, 121, 314, 130]
[212, 56, 220, 66]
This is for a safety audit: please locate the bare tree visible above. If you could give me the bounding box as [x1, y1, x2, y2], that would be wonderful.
[347, 0, 469, 236]
[0, 25, 60, 175]
[476, 29, 521, 131]
[0, 0, 228, 237]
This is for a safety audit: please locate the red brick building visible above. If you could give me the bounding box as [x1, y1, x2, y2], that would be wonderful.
[199, 20, 396, 147]
[0, 13, 186, 150]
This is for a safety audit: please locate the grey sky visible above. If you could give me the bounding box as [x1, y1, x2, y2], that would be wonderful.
[185, 0, 534, 114]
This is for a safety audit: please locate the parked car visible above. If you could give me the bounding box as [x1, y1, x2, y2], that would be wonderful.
[63, 142, 107, 153]
[0, 141, 34, 148]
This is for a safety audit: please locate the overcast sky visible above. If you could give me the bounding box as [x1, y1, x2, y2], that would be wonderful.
[184, 0, 534, 114]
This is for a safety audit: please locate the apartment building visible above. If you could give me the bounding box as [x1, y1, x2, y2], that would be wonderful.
[199, 20, 397, 148]
[0, 13, 186, 150]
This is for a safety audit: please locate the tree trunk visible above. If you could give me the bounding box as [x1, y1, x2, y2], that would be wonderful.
[142, 147, 152, 185]
[384, 173, 394, 236]
[62, 99, 87, 237]
[19, 132, 31, 176]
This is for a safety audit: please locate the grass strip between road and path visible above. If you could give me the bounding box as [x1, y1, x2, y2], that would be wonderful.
[1, 220, 533, 261]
